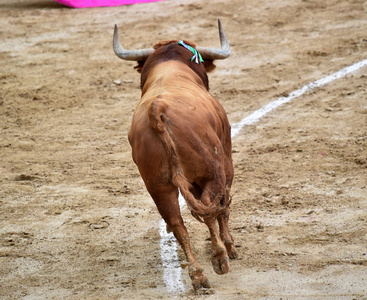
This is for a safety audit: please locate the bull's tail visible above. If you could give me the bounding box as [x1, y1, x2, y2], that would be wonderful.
[149, 99, 221, 222]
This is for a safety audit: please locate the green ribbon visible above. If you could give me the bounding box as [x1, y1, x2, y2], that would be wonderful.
[178, 40, 204, 64]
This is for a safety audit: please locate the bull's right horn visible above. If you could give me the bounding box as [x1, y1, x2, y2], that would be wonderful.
[196, 19, 230, 60]
[113, 24, 154, 61]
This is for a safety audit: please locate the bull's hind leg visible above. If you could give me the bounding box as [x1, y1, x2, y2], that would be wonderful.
[216, 182, 237, 259]
[217, 207, 238, 259]
[204, 216, 230, 275]
[200, 189, 230, 275]
[148, 184, 211, 290]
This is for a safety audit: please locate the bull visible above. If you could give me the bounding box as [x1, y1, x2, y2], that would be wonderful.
[113, 19, 237, 290]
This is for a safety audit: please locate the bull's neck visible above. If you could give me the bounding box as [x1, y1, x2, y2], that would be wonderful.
[141, 60, 207, 97]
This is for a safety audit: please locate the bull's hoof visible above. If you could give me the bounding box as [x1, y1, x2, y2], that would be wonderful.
[192, 275, 212, 290]
[211, 251, 230, 275]
[226, 244, 238, 259]
[189, 264, 212, 290]
[224, 240, 238, 259]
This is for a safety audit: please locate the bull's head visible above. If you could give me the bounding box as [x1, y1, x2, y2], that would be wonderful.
[113, 19, 230, 62]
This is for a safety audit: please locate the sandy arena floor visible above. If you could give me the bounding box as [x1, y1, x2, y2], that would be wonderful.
[1, 0, 366, 299]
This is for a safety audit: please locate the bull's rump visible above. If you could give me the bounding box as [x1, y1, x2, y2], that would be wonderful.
[129, 92, 231, 186]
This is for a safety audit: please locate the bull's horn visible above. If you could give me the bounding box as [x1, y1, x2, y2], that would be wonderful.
[113, 24, 154, 61]
[196, 19, 230, 60]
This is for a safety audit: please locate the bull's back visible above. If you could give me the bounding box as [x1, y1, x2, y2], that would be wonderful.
[129, 61, 232, 184]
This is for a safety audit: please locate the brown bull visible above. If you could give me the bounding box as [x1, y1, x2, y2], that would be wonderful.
[113, 20, 237, 290]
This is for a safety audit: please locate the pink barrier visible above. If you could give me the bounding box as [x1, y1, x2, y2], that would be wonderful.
[54, 0, 165, 8]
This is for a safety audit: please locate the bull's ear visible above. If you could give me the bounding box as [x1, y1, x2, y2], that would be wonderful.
[203, 60, 216, 73]
[134, 61, 145, 73]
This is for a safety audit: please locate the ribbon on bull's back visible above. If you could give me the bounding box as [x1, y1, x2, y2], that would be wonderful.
[178, 40, 204, 64]
[54, 0, 165, 8]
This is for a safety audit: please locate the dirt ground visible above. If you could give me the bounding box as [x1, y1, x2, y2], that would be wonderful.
[1, 0, 366, 299]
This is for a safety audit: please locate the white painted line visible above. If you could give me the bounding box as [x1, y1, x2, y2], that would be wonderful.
[159, 58, 367, 292]
[159, 194, 186, 292]
[231, 59, 367, 137]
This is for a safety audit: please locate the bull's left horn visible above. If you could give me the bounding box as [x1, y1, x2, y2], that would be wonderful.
[196, 19, 230, 60]
[113, 24, 154, 61]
